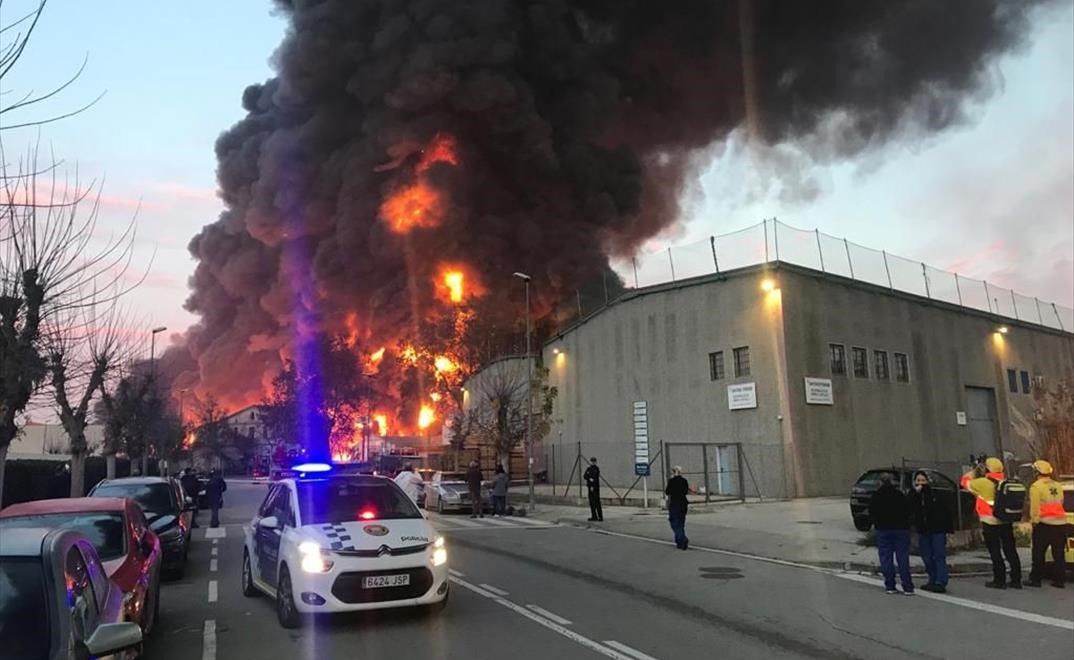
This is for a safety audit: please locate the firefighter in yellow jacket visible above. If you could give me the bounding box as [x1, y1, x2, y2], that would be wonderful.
[1027, 460, 1067, 588]
[961, 457, 1022, 588]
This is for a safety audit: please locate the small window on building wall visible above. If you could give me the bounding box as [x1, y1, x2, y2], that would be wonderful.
[733, 346, 751, 377]
[874, 350, 890, 381]
[829, 344, 846, 376]
[851, 347, 868, 378]
[708, 351, 724, 380]
[1020, 371, 1030, 394]
[1007, 369, 1018, 393]
[894, 353, 910, 383]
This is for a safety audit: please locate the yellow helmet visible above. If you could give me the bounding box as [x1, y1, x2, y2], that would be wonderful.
[985, 457, 1004, 473]
[1032, 459, 1054, 475]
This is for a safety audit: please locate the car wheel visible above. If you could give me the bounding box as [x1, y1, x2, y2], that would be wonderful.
[242, 550, 258, 598]
[276, 566, 301, 629]
[853, 518, 872, 532]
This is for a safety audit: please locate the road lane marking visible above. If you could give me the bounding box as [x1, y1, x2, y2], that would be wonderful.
[444, 517, 482, 527]
[211, 547, 218, 556]
[205, 527, 227, 539]
[479, 517, 517, 527]
[585, 527, 1074, 631]
[604, 641, 658, 660]
[479, 583, 509, 596]
[210, 559, 218, 572]
[448, 569, 465, 577]
[450, 577, 639, 660]
[212, 539, 218, 546]
[208, 580, 218, 603]
[526, 604, 572, 625]
[202, 619, 216, 660]
[507, 517, 554, 526]
[836, 573, 1074, 631]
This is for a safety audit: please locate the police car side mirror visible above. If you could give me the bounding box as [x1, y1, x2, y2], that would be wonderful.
[258, 516, 279, 530]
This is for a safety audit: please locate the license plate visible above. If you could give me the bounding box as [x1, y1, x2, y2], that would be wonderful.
[362, 574, 410, 589]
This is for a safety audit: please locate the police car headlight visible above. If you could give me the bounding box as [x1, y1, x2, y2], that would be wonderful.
[432, 547, 447, 566]
[299, 542, 334, 573]
[434, 536, 445, 548]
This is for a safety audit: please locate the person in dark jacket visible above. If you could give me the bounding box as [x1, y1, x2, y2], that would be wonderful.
[665, 466, 690, 550]
[466, 461, 484, 518]
[908, 471, 953, 593]
[180, 469, 201, 528]
[205, 468, 227, 528]
[868, 473, 914, 594]
[583, 457, 603, 522]
[491, 464, 509, 516]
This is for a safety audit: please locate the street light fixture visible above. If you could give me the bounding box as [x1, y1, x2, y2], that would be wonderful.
[513, 271, 535, 511]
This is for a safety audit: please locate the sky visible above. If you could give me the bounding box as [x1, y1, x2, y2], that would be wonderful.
[3, 0, 1073, 355]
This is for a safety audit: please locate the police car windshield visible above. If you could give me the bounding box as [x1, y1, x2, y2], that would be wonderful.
[296, 480, 422, 525]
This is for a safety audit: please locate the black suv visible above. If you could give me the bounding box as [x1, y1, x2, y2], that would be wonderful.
[90, 476, 195, 577]
[849, 468, 976, 532]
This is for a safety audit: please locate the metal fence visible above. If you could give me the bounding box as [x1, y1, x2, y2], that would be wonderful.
[664, 442, 748, 504]
[619, 219, 1073, 333]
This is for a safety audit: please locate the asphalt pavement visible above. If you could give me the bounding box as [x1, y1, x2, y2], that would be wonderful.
[143, 481, 1073, 660]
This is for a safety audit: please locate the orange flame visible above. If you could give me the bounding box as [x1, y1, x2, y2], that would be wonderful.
[374, 414, 388, 437]
[418, 405, 436, 430]
[443, 271, 464, 304]
[434, 355, 457, 374]
[370, 347, 385, 363]
[380, 182, 441, 234]
[417, 133, 458, 173]
[429, 392, 442, 402]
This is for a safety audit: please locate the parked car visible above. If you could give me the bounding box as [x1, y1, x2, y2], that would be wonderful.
[0, 527, 144, 659]
[90, 476, 194, 578]
[423, 471, 490, 514]
[0, 497, 162, 635]
[849, 467, 976, 531]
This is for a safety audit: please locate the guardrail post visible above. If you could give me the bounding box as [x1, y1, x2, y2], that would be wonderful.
[882, 250, 893, 290]
[844, 238, 855, 278]
[1010, 289, 1019, 320]
[815, 229, 825, 272]
[667, 247, 676, 281]
[955, 273, 964, 306]
[922, 263, 931, 298]
[710, 236, 720, 273]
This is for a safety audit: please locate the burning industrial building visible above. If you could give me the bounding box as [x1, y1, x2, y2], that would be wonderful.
[168, 0, 1053, 456]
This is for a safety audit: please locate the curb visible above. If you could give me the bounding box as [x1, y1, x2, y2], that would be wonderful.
[552, 518, 996, 577]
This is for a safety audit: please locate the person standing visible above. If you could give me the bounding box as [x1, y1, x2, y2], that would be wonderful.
[665, 466, 690, 550]
[583, 457, 603, 522]
[869, 473, 914, 595]
[205, 468, 227, 529]
[491, 464, 509, 517]
[1026, 460, 1067, 588]
[393, 464, 424, 504]
[466, 460, 484, 518]
[961, 457, 1022, 589]
[908, 471, 953, 592]
[180, 468, 201, 529]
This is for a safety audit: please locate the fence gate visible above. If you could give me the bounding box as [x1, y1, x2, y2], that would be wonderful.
[664, 442, 744, 503]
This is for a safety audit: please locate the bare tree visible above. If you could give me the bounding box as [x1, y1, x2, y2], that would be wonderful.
[0, 144, 141, 500]
[43, 301, 133, 495]
[1032, 377, 1074, 474]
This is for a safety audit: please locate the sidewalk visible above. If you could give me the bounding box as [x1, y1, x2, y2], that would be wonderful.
[519, 493, 1028, 576]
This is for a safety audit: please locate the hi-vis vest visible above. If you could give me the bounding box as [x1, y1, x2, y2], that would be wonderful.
[1030, 478, 1067, 525]
[962, 471, 1004, 524]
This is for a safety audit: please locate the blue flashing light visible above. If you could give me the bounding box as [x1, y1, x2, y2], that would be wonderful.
[292, 462, 333, 474]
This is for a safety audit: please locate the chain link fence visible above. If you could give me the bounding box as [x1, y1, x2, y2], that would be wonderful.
[614, 219, 1072, 333]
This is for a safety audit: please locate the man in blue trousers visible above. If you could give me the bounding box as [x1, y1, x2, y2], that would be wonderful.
[665, 466, 690, 550]
[869, 472, 914, 595]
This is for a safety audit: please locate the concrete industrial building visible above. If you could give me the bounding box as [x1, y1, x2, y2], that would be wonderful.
[537, 261, 1074, 499]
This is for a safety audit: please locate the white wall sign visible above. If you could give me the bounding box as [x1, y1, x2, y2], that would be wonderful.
[727, 382, 757, 410]
[956, 411, 967, 426]
[804, 377, 834, 405]
[632, 401, 650, 474]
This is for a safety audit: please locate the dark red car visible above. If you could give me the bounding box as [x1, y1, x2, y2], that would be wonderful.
[0, 496, 162, 635]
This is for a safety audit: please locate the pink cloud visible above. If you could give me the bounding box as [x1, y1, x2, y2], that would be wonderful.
[150, 182, 220, 204]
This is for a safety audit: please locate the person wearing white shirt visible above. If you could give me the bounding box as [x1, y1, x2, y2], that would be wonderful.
[394, 464, 425, 504]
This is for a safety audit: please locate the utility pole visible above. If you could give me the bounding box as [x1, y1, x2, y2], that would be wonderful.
[513, 272, 535, 510]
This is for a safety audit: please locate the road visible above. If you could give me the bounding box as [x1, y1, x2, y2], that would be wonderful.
[145, 482, 1073, 660]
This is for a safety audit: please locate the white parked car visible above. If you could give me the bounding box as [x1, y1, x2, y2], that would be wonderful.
[241, 471, 449, 627]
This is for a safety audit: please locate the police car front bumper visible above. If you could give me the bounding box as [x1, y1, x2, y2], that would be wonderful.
[290, 550, 449, 614]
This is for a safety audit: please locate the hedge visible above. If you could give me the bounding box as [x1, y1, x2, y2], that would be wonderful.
[1, 457, 158, 508]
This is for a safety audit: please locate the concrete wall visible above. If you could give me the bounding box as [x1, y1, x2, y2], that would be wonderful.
[543, 270, 789, 498]
[11, 423, 106, 455]
[778, 265, 1074, 496]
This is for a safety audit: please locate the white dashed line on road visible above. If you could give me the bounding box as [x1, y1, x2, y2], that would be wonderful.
[210, 558, 218, 572]
[208, 580, 218, 603]
[603, 640, 659, 660]
[201, 619, 216, 660]
[450, 577, 642, 660]
[479, 583, 509, 596]
[448, 569, 465, 577]
[205, 527, 227, 539]
[525, 604, 572, 625]
[211, 547, 218, 556]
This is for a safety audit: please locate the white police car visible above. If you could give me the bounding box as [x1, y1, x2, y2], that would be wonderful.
[241, 468, 449, 627]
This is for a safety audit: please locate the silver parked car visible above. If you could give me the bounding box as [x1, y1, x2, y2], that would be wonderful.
[0, 527, 143, 660]
[424, 471, 490, 514]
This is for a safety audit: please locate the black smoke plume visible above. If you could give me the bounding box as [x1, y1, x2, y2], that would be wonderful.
[175, 0, 1051, 408]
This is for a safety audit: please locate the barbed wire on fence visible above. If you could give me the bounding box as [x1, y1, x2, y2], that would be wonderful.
[609, 219, 1073, 333]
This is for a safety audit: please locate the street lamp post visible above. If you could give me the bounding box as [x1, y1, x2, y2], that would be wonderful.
[147, 326, 167, 475]
[513, 272, 535, 511]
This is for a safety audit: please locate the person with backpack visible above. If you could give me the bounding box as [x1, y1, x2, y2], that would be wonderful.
[1026, 460, 1067, 588]
[961, 457, 1023, 589]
